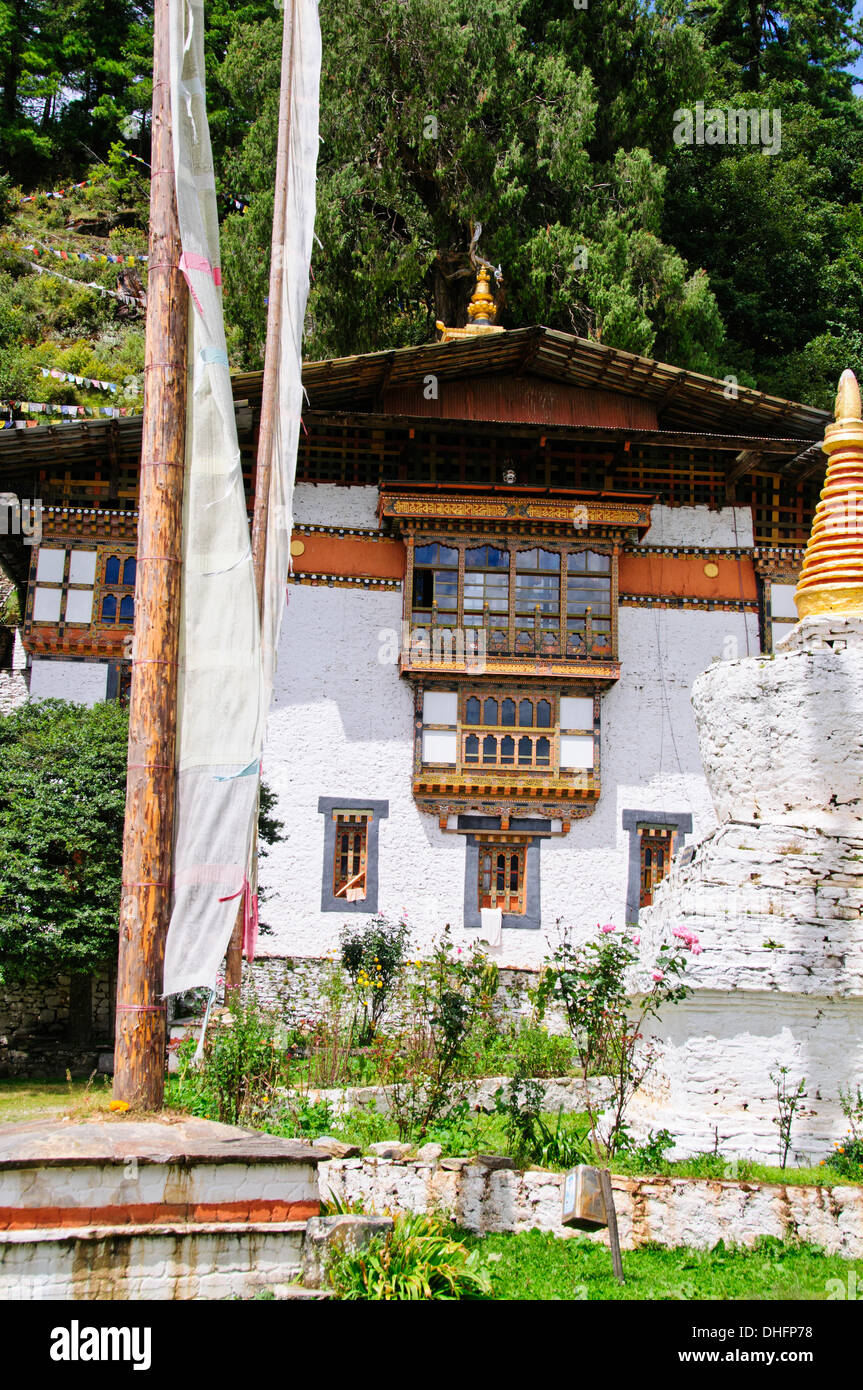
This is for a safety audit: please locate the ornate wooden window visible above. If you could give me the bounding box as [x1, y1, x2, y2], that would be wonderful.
[566, 549, 612, 656]
[478, 842, 526, 913]
[418, 687, 597, 791]
[463, 692, 553, 769]
[639, 826, 676, 907]
[411, 542, 459, 629]
[332, 811, 370, 902]
[32, 545, 98, 625]
[100, 553, 136, 626]
[407, 537, 616, 663]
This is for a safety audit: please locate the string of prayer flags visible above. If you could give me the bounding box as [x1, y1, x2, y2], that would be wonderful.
[27, 239, 148, 265]
[1, 399, 131, 418]
[26, 260, 143, 306]
[18, 181, 92, 203]
[39, 367, 124, 393]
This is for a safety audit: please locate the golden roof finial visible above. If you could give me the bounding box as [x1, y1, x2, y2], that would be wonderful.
[435, 225, 505, 343]
[795, 369, 863, 619]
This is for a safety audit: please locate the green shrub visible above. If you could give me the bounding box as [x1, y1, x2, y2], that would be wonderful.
[326, 1211, 493, 1300]
[822, 1137, 863, 1180]
[379, 929, 496, 1138]
[512, 1024, 575, 1078]
[495, 1066, 592, 1168]
[175, 993, 292, 1127]
[340, 914, 409, 1044]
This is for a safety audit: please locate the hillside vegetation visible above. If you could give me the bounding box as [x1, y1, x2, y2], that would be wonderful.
[0, 0, 861, 418]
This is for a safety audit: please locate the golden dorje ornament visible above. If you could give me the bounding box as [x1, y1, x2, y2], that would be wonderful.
[795, 369, 863, 619]
[436, 263, 505, 343]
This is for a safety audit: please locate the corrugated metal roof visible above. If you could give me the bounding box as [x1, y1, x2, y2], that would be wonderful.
[228, 324, 830, 440]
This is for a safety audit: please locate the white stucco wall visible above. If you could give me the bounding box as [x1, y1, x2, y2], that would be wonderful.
[260, 579, 759, 968]
[28, 657, 108, 705]
[641, 504, 754, 548]
[291, 489, 754, 550]
[292, 483, 380, 529]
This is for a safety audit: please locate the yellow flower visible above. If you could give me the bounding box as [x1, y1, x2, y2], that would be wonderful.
[109, 1100, 130, 1113]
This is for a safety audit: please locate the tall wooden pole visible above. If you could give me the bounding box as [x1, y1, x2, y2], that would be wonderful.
[114, 0, 187, 1108]
[225, 0, 296, 995]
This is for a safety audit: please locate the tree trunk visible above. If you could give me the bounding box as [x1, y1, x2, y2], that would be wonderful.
[113, 0, 187, 1111]
[432, 250, 475, 331]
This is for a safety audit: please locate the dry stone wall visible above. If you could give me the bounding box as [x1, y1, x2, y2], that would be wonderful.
[318, 1156, 863, 1258]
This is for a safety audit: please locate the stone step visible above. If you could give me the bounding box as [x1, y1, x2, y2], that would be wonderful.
[0, 1220, 312, 1300]
[0, 1117, 321, 1221]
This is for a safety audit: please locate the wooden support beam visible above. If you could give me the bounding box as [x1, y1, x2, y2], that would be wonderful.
[113, 0, 187, 1110]
[726, 449, 764, 489]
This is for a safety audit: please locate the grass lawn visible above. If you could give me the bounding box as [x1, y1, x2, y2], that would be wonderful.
[463, 1229, 862, 1300]
[0, 1076, 114, 1124]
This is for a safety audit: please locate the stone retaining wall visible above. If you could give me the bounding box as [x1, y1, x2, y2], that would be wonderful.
[304, 1074, 613, 1117]
[0, 970, 113, 1077]
[246, 955, 552, 1031]
[318, 1157, 863, 1257]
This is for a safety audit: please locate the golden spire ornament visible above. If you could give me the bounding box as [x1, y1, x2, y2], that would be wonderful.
[436, 225, 505, 343]
[795, 369, 863, 619]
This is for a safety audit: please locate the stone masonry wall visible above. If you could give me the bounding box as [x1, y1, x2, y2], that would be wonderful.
[245, 955, 554, 1032]
[0, 969, 113, 1077]
[318, 1157, 863, 1258]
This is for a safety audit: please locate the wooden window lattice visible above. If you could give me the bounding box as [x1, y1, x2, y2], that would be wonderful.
[333, 813, 370, 901]
[478, 843, 526, 914]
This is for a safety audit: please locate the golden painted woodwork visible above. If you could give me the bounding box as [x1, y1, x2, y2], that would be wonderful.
[795, 370, 863, 619]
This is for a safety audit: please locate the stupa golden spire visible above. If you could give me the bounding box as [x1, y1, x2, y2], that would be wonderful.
[795, 369, 863, 619]
[436, 226, 505, 343]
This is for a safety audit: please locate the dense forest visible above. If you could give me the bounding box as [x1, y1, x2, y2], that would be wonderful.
[0, 0, 861, 411]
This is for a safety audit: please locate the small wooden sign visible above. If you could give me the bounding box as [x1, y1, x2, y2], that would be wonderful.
[562, 1165, 625, 1285]
[561, 1164, 607, 1230]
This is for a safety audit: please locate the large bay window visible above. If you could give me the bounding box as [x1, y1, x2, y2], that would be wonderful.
[418, 686, 597, 785]
[409, 538, 615, 662]
[381, 487, 651, 826]
[29, 542, 136, 632]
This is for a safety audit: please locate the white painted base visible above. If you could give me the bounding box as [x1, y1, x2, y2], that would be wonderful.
[0, 1221, 306, 1300]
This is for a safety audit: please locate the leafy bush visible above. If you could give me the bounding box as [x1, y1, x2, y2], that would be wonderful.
[495, 1066, 591, 1169]
[174, 994, 292, 1127]
[512, 1024, 575, 1078]
[379, 929, 496, 1139]
[340, 914, 409, 1044]
[823, 1090, 863, 1180]
[326, 1211, 492, 1300]
[0, 699, 129, 983]
[537, 922, 693, 1156]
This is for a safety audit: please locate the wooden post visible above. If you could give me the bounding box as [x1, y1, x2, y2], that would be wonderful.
[113, 0, 187, 1108]
[598, 1167, 625, 1284]
[224, 0, 296, 995]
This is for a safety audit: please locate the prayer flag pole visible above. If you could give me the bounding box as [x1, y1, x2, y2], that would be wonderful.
[113, 0, 187, 1108]
[225, 0, 296, 995]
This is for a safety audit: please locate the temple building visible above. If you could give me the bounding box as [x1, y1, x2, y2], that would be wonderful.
[0, 276, 834, 986]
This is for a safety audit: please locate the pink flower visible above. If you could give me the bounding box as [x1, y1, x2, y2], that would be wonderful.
[652, 971, 665, 982]
[632, 935, 641, 946]
[600, 924, 616, 934]
[457, 947, 463, 954]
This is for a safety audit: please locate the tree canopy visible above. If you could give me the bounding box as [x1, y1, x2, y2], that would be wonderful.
[0, 0, 861, 409]
[0, 699, 282, 981]
[0, 699, 129, 982]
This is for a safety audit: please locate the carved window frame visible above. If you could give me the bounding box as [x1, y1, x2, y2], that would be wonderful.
[405, 534, 618, 662]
